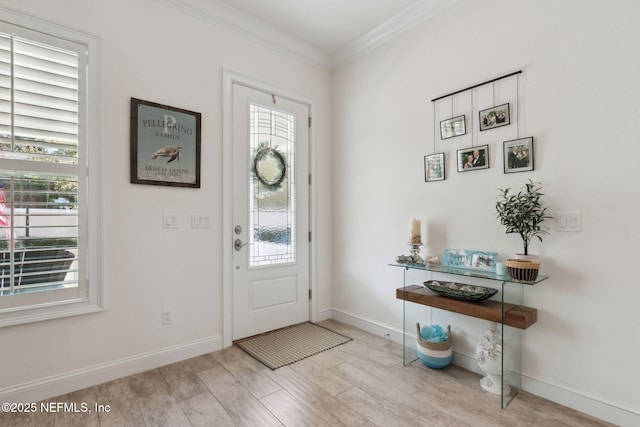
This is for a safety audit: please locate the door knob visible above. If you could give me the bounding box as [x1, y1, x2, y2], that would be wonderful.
[234, 239, 247, 251]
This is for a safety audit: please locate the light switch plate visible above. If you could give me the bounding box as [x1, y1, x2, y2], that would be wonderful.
[163, 213, 180, 229]
[556, 211, 581, 232]
[191, 214, 211, 229]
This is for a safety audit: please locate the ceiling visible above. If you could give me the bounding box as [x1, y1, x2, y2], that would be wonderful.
[164, 0, 456, 68]
[215, 0, 418, 53]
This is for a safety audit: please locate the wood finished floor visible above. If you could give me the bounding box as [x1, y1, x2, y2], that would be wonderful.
[2, 320, 614, 427]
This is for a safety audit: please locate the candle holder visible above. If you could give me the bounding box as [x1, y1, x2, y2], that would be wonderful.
[407, 241, 424, 265]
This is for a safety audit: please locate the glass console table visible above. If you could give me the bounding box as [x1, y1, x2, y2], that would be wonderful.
[391, 262, 548, 408]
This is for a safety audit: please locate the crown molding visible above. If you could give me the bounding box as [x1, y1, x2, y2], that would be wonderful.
[331, 0, 460, 69]
[155, 0, 458, 71]
[155, 0, 333, 70]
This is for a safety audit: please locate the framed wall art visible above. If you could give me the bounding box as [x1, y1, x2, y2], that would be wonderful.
[457, 145, 489, 172]
[479, 103, 510, 131]
[440, 115, 466, 139]
[424, 152, 445, 182]
[503, 137, 534, 173]
[130, 98, 202, 188]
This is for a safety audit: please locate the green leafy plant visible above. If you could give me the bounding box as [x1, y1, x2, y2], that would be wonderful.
[495, 180, 552, 256]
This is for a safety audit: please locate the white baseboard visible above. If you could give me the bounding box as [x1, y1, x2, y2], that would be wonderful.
[331, 308, 639, 427]
[315, 307, 335, 323]
[327, 308, 406, 343]
[521, 374, 640, 427]
[0, 334, 222, 404]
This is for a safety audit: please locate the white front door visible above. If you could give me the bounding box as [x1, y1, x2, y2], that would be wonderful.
[231, 83, 310, 340]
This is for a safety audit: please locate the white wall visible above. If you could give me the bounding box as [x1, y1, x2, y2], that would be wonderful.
[331, 0, 640, 425]
[2, 0, 638, 424]
[0, 0, 333, 401]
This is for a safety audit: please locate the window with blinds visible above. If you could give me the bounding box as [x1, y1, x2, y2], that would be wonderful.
[0, 33, 79, 163]
[0, 14, 100, 324]
[0, 30, 80, 295]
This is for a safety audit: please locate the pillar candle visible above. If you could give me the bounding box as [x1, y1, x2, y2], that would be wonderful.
[410, 218, 421, 244]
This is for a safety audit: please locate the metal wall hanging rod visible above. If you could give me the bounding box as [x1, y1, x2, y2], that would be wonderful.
[430, 70, 522, 103]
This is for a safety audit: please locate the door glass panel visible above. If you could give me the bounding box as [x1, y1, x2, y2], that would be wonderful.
[248, 103, 295, 267]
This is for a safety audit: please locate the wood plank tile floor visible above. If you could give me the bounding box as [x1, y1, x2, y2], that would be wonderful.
[1, 320, 614, 426]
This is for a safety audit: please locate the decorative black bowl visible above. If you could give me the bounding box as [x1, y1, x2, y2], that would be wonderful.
[423, 280, 498, 301]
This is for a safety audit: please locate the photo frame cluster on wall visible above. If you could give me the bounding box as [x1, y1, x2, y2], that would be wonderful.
[425, 70, 536, 182]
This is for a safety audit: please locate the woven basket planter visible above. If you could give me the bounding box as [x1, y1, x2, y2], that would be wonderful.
[416, 323, 452, 369]
[506, 258, 540, 281]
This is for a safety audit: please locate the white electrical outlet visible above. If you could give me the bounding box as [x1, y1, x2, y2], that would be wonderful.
[161, 309, 173, 325]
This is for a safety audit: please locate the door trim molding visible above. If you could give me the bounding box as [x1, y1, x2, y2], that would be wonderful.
[222, 69, 317, 347]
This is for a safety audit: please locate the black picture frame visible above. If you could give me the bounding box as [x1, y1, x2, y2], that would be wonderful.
[424, 152, 445, 182]
[130, 98, 201, 188]
[479, 103, 510, 131]
[503, 137, 534, 173]
[457, 145, 489, 172]
[440, 115, 466, 139]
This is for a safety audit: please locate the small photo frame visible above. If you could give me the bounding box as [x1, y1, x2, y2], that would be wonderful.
[457, 145, 489, 172]
[442, 248, 498, 272]
[424, 152, 445, 182]
[479, 103, 510, 131]
[130, 98, 202, 188]
[504, 137, 534, 173]
[440, 115, 466, 139]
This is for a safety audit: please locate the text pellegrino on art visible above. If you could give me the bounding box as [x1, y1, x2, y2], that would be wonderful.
[134, 102, 200, 186]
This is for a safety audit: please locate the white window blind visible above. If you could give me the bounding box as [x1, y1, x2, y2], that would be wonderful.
[0, 14, 101, 325]
[0, 31, 79, 163]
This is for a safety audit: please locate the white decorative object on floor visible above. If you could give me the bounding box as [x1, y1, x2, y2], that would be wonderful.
[475, 322, 513, 395]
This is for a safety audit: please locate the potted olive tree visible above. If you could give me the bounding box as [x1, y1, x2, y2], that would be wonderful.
[495, 180, 552, 280]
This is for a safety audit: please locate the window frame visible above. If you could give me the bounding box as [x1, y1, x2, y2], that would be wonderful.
[0, 8, 103, 327]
